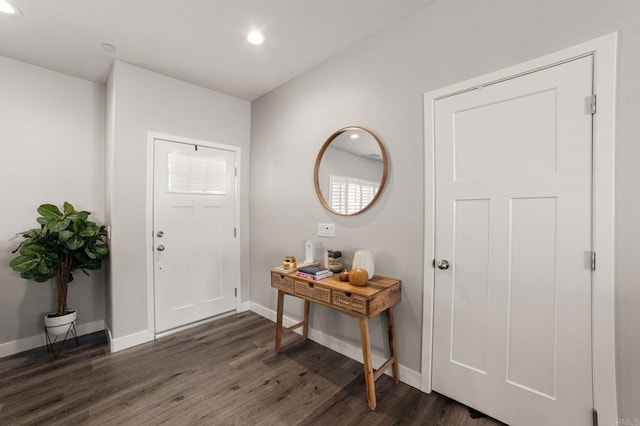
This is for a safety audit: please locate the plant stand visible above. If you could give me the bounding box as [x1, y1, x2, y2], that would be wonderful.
[45, 321, 79, 359]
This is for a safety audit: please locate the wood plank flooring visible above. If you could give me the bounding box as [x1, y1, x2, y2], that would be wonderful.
[0, 312, 504, 425]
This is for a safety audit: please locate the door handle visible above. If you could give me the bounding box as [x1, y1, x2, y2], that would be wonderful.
[156, 231, 164, 238]
[157, 245, 165, 252]
[436, 259, 450, 270]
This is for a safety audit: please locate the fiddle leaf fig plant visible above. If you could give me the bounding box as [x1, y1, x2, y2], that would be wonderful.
[10, 202, 109, 316]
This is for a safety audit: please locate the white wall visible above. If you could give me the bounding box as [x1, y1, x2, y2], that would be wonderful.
[0, 55, 106, 351]
[106, 61, 251, 343]
[251, 0, 640, 421]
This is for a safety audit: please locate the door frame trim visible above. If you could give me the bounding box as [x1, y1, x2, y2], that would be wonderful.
[145, 132, 242, 337]
[421, 33, 618, 421]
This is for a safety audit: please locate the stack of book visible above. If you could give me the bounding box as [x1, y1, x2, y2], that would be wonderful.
[295, 265, 333, 281]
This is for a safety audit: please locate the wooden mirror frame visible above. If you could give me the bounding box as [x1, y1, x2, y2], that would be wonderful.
[314, 126, 389, 216]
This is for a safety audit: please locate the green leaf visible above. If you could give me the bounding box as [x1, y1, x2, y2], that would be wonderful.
[37, 204, 62, 220]
[59, 230, 75, 241]
[37, 216, 57, 230]
[64, 235, 85, 250]
[10, 256, 41, 273]
[37, 262, 52, 275]
[32, 274, 50, 283]
[63, 202, 75, 216]
[72, 220, 84, 233]
[82, 227, 101, 237]
[85, 247, 97, 259]
[78, 259, 102, 270]
[20, 229, 42, 239]
[20, 243, 49, 256]
[48, 218, 71, 233]
[94, 244, 109, 257]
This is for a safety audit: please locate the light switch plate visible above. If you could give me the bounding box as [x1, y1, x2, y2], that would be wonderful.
[317, 223, 335, 237]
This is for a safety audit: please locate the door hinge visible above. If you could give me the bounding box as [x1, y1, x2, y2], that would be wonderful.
[235, 167, 237, 177]
[234, 228, 237, 237]
[592, 408, 598, 426]
[234, 288, 238, 297]
[591, 251, 597, 271]
[587, 94, 597, 114]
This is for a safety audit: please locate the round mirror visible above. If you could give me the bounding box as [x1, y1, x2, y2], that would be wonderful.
[314, 126, 388, 216]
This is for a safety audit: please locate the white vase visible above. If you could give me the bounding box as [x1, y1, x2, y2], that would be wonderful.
[352, 249, 375, 279]
[44, 310, 77, 337]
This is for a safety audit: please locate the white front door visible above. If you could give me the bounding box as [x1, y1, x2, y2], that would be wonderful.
[153, 138, 236, 333]
[432, 56, 593, 425]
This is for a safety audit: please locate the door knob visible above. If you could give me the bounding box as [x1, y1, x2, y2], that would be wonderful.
[436, 259, 450, 270]
[157, 245, 165, 251]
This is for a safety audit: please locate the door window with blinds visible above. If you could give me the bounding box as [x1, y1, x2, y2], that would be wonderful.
[329, 175, 379, 215]
[166, 151, 227, 194]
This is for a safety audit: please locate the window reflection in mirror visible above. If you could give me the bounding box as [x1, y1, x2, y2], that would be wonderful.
[314, 127, 388, 216]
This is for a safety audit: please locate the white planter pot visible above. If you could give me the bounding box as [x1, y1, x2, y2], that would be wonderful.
[44, 310, 77, 337]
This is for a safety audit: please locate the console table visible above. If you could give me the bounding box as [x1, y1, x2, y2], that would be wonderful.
[270, 270, 401, 410]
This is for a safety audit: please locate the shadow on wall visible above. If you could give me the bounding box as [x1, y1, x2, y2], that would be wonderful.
[17, 279, 57, 345]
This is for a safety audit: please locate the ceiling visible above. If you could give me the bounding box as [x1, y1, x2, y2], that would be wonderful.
[0, 0, 434, 100]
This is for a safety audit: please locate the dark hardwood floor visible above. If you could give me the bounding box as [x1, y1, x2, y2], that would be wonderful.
[0, 312, 504, 425]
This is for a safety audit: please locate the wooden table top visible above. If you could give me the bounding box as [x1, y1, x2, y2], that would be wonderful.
[273, 271, 401, 298]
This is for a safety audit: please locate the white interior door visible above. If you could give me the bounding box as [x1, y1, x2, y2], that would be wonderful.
[432, 56, 594, 425]
[153, 138, 236, 333]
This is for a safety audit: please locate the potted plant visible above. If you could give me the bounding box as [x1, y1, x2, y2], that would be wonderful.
[9, 202, 109, 337]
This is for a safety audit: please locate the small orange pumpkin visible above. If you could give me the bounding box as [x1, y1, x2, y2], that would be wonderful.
[349, 268, 369, 286]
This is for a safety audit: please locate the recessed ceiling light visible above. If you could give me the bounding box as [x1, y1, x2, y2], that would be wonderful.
[0, 0, 22, 16]
[247, 31, 265, 45]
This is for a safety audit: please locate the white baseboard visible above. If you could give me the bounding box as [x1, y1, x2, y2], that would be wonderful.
[107, 327, 153, 353]
[249, 302, 422, 389]
[0, 320, 105, 358]
[237, 301, 251, 313]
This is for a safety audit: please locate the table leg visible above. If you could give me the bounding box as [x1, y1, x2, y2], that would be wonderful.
[303, 300, 310, 339]
[385, 308, 399, 383]
[275, 290, 285, 353]
[358, 317, 376, 410]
